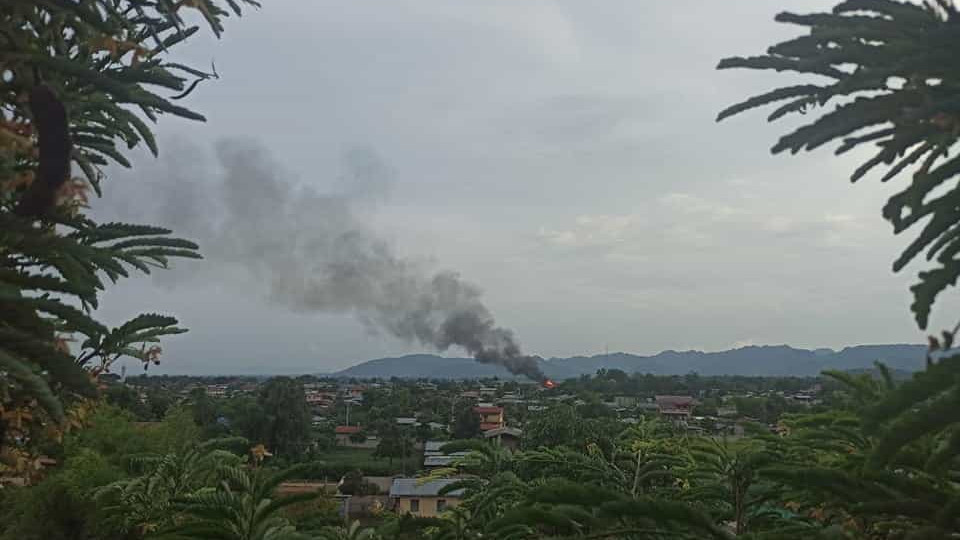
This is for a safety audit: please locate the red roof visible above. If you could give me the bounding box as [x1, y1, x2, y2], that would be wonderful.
[474, 406, 503, 414]
[655, 395, 694, 407]
[335, 426, 361, 434]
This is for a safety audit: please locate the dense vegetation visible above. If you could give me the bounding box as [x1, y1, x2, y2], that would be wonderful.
[4, 0, 960, 539]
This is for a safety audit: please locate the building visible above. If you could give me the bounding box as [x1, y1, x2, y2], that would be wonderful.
[498, 393, 525, 405]
[655, 395, 695, 423]
[305, 391, 336, 408]
[334, 425, 362, 446]
[389, 478, 464, 517]
[343, 386, 365, 401]
[423, 453, 470, 468]
[483, 426, 522, 451]
[424, 440, 447, 455]
[474, 405, 505, 431]
[205, 384, 228, 398]
[423, 440, 470, 468]
[614, 395, 639, 408]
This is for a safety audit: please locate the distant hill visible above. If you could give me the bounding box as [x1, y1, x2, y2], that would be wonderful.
[331, 344, 927, 380]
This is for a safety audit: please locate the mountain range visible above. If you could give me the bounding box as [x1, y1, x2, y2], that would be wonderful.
[331, 344, 928, 380]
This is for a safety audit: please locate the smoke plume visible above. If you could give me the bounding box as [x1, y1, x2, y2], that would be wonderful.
[101, 138, 543, 380]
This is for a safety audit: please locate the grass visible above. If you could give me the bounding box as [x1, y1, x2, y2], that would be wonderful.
[314, 446, 424, 477]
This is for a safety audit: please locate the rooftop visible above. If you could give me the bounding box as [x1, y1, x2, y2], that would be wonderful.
[474, 406, 503, 414]
[655, 395, 694, 406]
[483, 426, 522, 438]
[390, 478, 465, 497]
[424, 440, 447, 453]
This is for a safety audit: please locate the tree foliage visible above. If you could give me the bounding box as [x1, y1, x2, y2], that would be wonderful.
[257, 377, 311, 459]
[0, 0, 255, 475]
[718, 5, 960, 537]
[716, 0, 960, 329]
[154, 463, 319, 540]
[452, 403, 481, 440]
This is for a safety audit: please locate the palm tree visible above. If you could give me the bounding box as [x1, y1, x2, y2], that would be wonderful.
[153, 463, 319, 540]
[684, 438, 780, 536]
[428, 507, 476, 540]
[716, 0, 960, 331]
[0, 0, 250, 470]
[434, 439, 515, 478]
[486, 478, 733, 540]
[374, 512, 443, 540]
[314, 520, 377, 540]
[97, 437, 247, 537]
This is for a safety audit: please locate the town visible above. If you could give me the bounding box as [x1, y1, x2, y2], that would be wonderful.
[5, 0, 958, 537]
[103, 369, 829, 524]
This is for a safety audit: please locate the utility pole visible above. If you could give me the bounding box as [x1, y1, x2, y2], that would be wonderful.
[345, 400, 351, 426]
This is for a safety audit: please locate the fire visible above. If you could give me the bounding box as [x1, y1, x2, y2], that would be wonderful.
[543, 379, 556, 389]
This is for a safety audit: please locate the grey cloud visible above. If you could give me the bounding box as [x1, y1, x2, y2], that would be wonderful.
[95, 139, 542, 379]
[87, 0, 955, 374]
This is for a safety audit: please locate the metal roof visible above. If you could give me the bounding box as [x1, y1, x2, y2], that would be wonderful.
[424, 441, 446, 453]
[423, 452, 470, 467]
[389, 478, 465, 497]
[483, 426, 522, 438]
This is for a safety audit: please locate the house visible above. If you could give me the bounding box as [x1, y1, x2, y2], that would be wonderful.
[423, 441, 470, 468]
[395, 417, 418, 426]
[483, 426, 522, 451]
[335, 426, 378, 448]
[205, 384, 228, 398]
[344, 386, 365, 400]
[424, 440, 447, 455]
[655, 395, 695, 423]
[474, 405, 504, 431]
[637, 401, 660, 414]
[423, 452, 469, 468]
[717, 406, 738, 417]
[305, 391, 336, 407]
[614, 395, 639, 408]
[389, 478, 464, 517]
[334, 425, 362, 446]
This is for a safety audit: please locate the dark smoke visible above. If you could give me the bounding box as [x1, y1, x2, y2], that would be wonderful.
[97, 138, 543, 380]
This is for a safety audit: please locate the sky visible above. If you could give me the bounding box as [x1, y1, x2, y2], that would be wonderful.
[90, 0, 955, 375]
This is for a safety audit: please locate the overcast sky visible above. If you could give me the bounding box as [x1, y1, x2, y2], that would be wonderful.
[91, 0, 954, 375]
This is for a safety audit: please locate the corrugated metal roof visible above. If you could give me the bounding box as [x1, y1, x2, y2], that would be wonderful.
[655, 395, 694, 406]
[483, 426, 522, 438]
[424, 441, 446, 453]
[389, 478, 465, 497]
[474, 406, 503, 414]
[423, 455, 456, 467]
